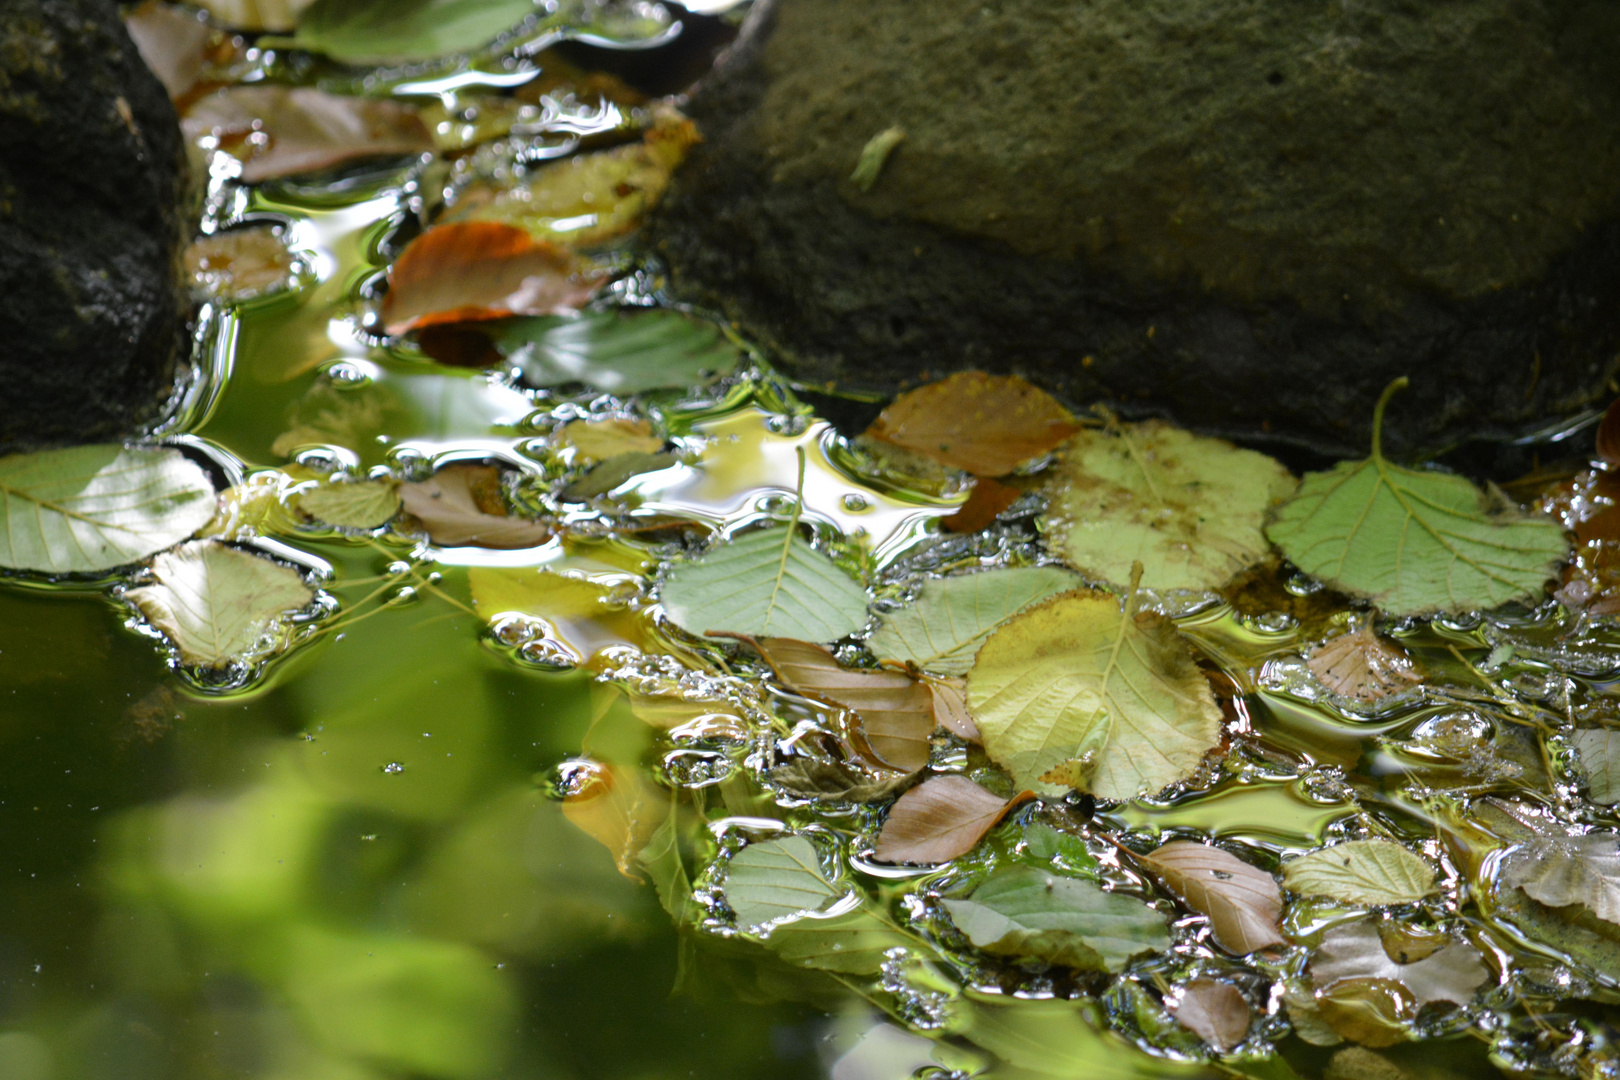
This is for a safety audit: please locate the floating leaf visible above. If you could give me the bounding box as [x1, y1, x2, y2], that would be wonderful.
[1283, 984, 1343, 1047]
[191, 0, 316, 31]
[1309, 921, 1487, 1007]
[125, 1, 214, 99]
[1307, 625, 1423, 703]
[763, 909, 917, 974]
[292, 478, 401, 529]
[869, 566, 1082, 676]
[557, 417, 663, 463]
[967, 590, 1223, 799]
[942, 865, 1170, 972]
[185, 227, 297, 302]
[182, 87, 432, 184]
[1599, 399, 1620, 467]
[559, 452, 678, 501]
[1140, 841, 1284, 955]
[1023, 823, 1101, 873]
[942, 476, 1021, 533]
[399, 464, 550, 549]
[1044, 420, 1295, 592]
[769, 757, 915, 803]
[1283, 841, 1437, 906]
[865, 372, 1079, 478]
[469, 567, 650, 662]
[381, 223, 604, 336]
[1500, 833, 1620, 925]
[1571, 731, 1620, 806]
[1314, 979, 1412, 1048]
[725, 835, 840, 931]
[127, 540, 313, 668]
[638, 797, 691, 922]
[1169, 979, 1251, 1052]
[872, 776, 1032, 865]
[279, 0, 540, 64]
[560, 760, 667, 879]
[201, 474, 297, 541]
[1266, 379, 1567, 616]
[660, 527, 868, 644]
[0, 445, 216, 573]
[495, 310, 742, 396]
[928, 677, 980, 741]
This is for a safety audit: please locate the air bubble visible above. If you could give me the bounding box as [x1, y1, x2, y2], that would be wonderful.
[381, 762, 405, 775]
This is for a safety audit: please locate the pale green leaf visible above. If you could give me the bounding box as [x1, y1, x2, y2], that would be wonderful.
[1282, 840, 1437, 906]
[1572, 730, 1620, 805]
[660, 527, 869, 643]
[280, 0, 538, 64]
[1309, 920, 1486, 1006]
[765, 909, 916, 973]
[637, 800, 691, 923]
[967, 591, 1223, 799]
[497, 310, 742, 396]
[1500, 833, 1620, 925]
[127, 540, 314, 667]
[1043, 421, 1295, 591]
[725, 836, 840, 930]
[292, 478, 401, 529]
[0, 445, 216, 573]
[869, 566, 1082, 675]
[942, 865, 1170, 972]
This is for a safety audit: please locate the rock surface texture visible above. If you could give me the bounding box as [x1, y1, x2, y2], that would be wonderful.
[653, 0, 1620, 458]
[0, 0, 187, 450]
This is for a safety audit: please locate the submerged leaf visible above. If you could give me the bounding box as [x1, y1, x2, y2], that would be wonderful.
[1169, 979, 1251, 1052]
[1140, 841, 1284, 955]
[399, 464, 550, 549]
[967, 591, 1223, 799]
[292, 478, 401, 529]
[764, 909, 917, 974]
[280, 0, 540, 64]
[1309, 921, 1487, 1007]
[1307, 625, 1423, 703]
[1044, 420, 1295, 592]
[1500, 833, 1620, 925]
[0, 445, 216, 573]
[496, 309, 742, 395]
[560, 760, 667, 880]
[873, 776, 1031, 865]
[185, 228, 296, 302]
[942, 865, 1170, 971]
[1571, 730, 1620, 806]
[1283, 841, 1437, 906]
[769, 757, 915, 803]
[942, 476, 1022, 533]
[556, 417, 663, 463]
[559, 452, 678, 501]
[869, 566, 1082, 676]
[128, 541, 313, 668]
[866, 372, 1080, 477]
[725, 835, 841, 930]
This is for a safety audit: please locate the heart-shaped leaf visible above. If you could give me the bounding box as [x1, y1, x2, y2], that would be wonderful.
[1140, 841, 1284, 955]
[873, 776, 1031, 865]
[128, 540, 313, 667]
[869, 566, 1082, 676]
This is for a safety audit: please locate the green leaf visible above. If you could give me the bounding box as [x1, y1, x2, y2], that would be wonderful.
[725, 836, 841, 930]
[292, 477, 401, 529]
[869, 566, 1082, 675]
[966, 591, 1223, 799]
[764, 909, 916, 974]
[942, 865, 1169, 972]
[1572, 730, 1620, 806]
[496, 310, 743, 396]
[1266, 379, 1566, 616]
[0, 445, 216, 573]
[281, 0, 537, 64]
[559, 452, 678, 501]
[637, 798, 692, 923]
[127, 540, 314, 667]
[1043, 420, 1295, 591]
[660, 527, 869, 643]
[1282, 840, 1437, 906]
[1500, 833, 1620, 925]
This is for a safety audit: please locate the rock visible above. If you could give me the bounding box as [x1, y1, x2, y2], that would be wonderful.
[652, 0, 1620, 460]
[0, 0, 188, 451]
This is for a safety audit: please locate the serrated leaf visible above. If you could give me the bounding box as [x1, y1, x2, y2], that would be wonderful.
[873, 776, 1032, 865]
[557, 417, 663, 463]
[866, 372, 1080, 477]
[764, 909, 917, 974]
[869, 566, 1082, 676]
[725, 836, 841, 931]
[496, 310, 742, 395]
[1170, 979, 1251, 1052]
[0, 445, 216, 573]
[279, 0, 541, 64]
[292, 478, 401, 529]
[1309, 920, 1486, 1006]
[1140, 841, 1284, 955]
[942, 865, 1170, 972]
[1307, 625, 1423, 703]
[768, 757, 915, 803]
[127, 540, 313, 668]
[1500, 833, 1620, 925]
[1283, 841, 1437, 906]
[399, 464, 550, 549]
[1266, 381, 1566, 616]
[1044, 421, 1295, 592]
[1572, 731, 1620, 806]
[637, 799, 690, 923]
[967, 591, 1223, 799]
[660, 527, 868, 643]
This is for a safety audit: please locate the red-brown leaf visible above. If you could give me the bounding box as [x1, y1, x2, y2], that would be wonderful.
[873, 775, 1032, 864]
[928, 677, 980, 742]
[399, 464, 550, 549]
[1170, 979, 1251, 1052]
[1140, 840, 1284, 955]
[866, 372, 1080, 477]
[942, 476, 1021, 532]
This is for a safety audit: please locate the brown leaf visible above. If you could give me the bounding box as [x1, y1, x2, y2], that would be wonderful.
[1308, 624, 1423, 702]
[182, 86, 433, 184]
[873, 775, 1033, 864]
[1599, 399, 1620, 466]
[769, 757, 916, 803]
[1169, 979, 1251, 1052]
[1541, 469, 1620, 614]
[1309, 920, 1487, 1007]
[399, 464, 551, 549]
[928, 677, 981, 742]
[125, 0, 213, 100]
[942, 476, 1021, 532]
[381, 223, 606, 336]
[1140, 840, 1285, 955]
[415, 325, 502, 368]
[866, 372, 1081, 477]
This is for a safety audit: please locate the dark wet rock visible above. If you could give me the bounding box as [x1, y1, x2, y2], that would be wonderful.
[0, 0, 187, 450]
[652, 0, 1620, 459]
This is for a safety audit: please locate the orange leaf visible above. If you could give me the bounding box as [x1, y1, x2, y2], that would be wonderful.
[399, 464, 551, 549]
[927, 677, 980, 742]
[872, 775, 1032, 864]
[942, 476, 1021, 532]
[380, 222, 606, 335]
[866, 372, 1080, 477]
[560, 760, 668, 880]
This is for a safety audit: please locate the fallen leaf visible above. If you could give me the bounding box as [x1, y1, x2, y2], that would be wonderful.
[291, 477, 401, 529]
[125, 1, 214, 99]
[558, 452, 678, 501]
[725, 835, 841, 930]
[182, 86, 433, 184]
[1169, 979, 1251, 1052]
[869, 566, 1082, 676]
[1044, 420, 1295, 592]
[271, 383, 395, 458]
[928, 677, 980, 742]
[128, 540, 313, 668]
[1538, 468, 1620, 616]
[0, 445, 216, 573]
[185, 228, 296, 301]
[967, 590, 1224, 799]
[557, 417, 663, 463]
[201, 474, 297, 541]
[1307, 625, 1423, 703]
[468, 566, 649, 662]
[1140, 841, 1284, 955]
[1266, 379, 1567, 616]
[191, 0, 316, 31]
[495, 309, 742, 395]
[1500, 833, 1620, 925]
[399, 464, 550, 549]
[1599, 399, 1620, 466]
[1283, 983, 1344, 1046]
[1314, 979, 1412, 1048]
[1572, 730, 1620, 805]
[1022, 823, 1100, 873]
[380, 223, 605, 335]
[763, 908, 920, 974]
[560, 759, 668, 879]
[873, 775, 1032, 864]
[1309, 920, 1487, 1007]
[943, 476, 1022, 533]
[638, 799, 691, 922]
[1283, 841, 1438, 906]
[866, 372, 1080, 477]
[769, 757, 915, 803]
[942, 865, 1170, 971]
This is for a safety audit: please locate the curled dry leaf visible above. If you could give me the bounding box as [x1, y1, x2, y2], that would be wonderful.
[1169, 979, 1251, 1052]
[1283, 840, 1438, 906]
[182, 86, 433, 184]
[381, 223, 605, 336]
[560, 759, 668, 880]
[127, 540, 314, 668]
[1140, 841, 1284, 955]
[1308, 625, 1423, 702]
[873, 775, 1032, 865]
[1572, 730, 1620, 805]
[866, 372, 1080, 478]
[1309, 920, 1487, 1007]
[399, 464, 550, 549]
[928, 677, 980, 742]
[1500, 832, 1620, 925]
[942, 476, 1021, 533]
[185, 228, 296, 302]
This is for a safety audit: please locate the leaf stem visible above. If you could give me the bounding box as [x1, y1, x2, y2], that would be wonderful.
[1371, 376, 1410, 462]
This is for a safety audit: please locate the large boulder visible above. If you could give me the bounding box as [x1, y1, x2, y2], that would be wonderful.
[652, 0, 1620, 459]
[0, 0, 188, 450]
